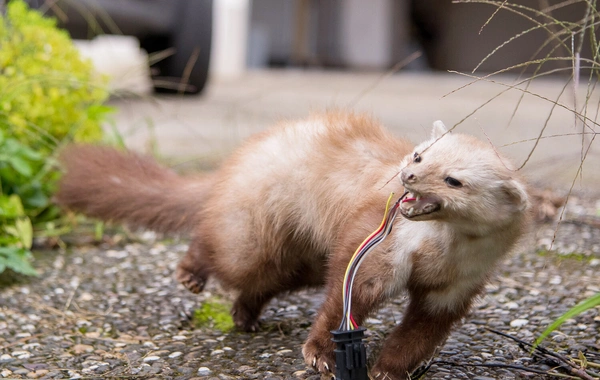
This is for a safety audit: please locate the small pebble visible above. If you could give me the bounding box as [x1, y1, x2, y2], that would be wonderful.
[26, 369, 49, 378]
[510, 319, 529, 328]
[73, 344, 94, 354]
[143, 356, 160, 362]
[168, 352, 182, 359]
[12, 350, 31, 359]
[197, 367, 212, 376]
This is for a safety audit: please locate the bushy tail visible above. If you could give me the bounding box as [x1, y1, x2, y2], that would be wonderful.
[55, 145, 213, 234]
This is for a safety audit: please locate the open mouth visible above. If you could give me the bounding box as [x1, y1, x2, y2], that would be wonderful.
[400, 189, 441, 219]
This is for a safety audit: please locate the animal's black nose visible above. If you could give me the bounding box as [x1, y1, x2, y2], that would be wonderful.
[401, 170, 416, 184]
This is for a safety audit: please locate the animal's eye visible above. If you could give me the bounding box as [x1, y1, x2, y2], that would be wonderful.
[413, 152, 421, 163]
[444, 176, 463, 188]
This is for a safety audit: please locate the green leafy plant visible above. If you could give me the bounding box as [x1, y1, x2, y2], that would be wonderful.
[535, 293, 600, 347]
[0, 131, 42, 275]
[0, 0, 112, 276]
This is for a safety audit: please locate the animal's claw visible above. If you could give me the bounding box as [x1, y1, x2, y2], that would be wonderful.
[302, 339, 335, 375]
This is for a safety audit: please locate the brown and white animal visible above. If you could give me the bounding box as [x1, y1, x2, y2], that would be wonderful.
[56, 112, 530, 379]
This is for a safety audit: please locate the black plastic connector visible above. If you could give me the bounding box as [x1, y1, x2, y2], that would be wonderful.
[330, 327, 368, 380]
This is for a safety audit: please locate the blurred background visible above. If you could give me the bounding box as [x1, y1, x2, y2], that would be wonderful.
[20, 0, 600, 188]
[25, 0, 596, 90]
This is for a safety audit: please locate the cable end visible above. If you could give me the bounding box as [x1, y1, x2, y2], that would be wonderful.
[330, 327, 368, 380]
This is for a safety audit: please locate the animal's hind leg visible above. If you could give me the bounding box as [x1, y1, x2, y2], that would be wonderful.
[230, 259, 326, 332]
[231, 290, 277, 332]
[176, 237, 211, 294]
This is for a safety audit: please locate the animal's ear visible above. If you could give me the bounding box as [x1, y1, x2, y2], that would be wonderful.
[431, 120, 448, 139]
[502, 179, 530, 211]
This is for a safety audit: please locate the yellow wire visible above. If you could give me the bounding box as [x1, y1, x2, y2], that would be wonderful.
[342, 192, 396, 327]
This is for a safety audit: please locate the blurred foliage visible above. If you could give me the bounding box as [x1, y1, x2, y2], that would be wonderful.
[0, 0, 112, 276]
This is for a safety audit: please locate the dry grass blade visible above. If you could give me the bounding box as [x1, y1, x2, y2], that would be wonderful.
[347, 51, 422, 107]
[478, 0, 508, 34]
[443, 57, 577, 98]
[147, 48, 177, 66]
[178, 46, 201, 94]
[458, 0, 578, 31]
[449, 70, 600, 131]
[507, 32, 574, 127]
[455, 0, 577, 72]
[542, 0, 590, 14]
[473, 22, 561, 73]
[443, 65, 578, 138]
[500, 132, 598, 146]
[551, 133, 597, 249]
[516, 77, 570, 170]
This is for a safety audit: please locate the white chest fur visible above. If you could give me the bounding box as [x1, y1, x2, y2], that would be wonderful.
[385, 219, 508, 313]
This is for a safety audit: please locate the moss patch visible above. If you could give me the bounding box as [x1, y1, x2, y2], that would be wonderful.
[537, 249, 590, 262]
[193, 298, 234, 332]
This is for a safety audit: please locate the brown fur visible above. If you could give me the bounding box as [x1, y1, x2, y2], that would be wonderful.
[56, 146, 213, 234]
[56, 112, 529, 379]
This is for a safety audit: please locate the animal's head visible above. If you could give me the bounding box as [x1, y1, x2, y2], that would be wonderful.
[398, 121, 529, 234]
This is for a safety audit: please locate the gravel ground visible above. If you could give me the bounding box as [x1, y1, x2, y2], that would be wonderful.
[1, 194, 599, 380]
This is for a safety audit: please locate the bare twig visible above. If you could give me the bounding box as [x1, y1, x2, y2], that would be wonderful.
[436, 360, 580, 378]
[486, 328, 598, 380]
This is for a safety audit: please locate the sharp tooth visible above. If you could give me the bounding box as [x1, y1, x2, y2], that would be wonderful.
[408, 207, 415, 216]
[416, 195, 421, 201]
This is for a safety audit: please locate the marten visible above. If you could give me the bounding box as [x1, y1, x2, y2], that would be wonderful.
[56, 112, 530, 379]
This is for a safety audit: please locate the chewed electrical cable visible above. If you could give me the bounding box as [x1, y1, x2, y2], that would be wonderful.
[339, 191, 409, 331]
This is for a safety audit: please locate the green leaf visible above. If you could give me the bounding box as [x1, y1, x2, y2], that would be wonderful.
[0, 194, 25, 217]
[4, 226, 20, 238]
[15, 217, 33, 249]
[94, 221, 104, 242]
[534, 293, 600, 347]
[0, 247, 37, 276]
[7, 156, 32, 177]
[21, 188, 49, 209]
[14, 144, 42, 161]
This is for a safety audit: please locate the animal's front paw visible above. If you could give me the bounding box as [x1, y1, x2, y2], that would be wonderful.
[302, 336, 335, 377]
[175, 265, 206, 294]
